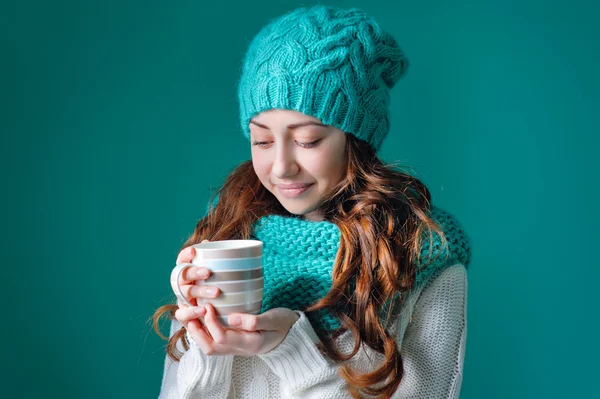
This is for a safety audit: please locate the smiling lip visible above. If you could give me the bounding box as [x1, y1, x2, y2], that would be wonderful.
[276, 183, 313, 198]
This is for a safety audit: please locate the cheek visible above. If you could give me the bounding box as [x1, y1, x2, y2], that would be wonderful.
[328, 156, 346, 183]
[314, 145, 345, 181]
[304, 153, 343, 182]
[251, 152, 270, 181]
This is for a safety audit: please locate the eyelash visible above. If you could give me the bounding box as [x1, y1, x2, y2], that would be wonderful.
[251, 139, 322, 148]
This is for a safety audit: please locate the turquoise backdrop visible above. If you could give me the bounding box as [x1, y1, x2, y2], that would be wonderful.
[2, 0, 598, 397]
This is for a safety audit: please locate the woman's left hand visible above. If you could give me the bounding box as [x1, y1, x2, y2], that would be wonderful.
[183, 303, 300, 356]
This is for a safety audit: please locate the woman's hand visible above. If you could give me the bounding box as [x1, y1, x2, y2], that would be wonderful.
[177, 303, 300, 356]
[170, 241, 219, 313]
[171, 240, 299, 355]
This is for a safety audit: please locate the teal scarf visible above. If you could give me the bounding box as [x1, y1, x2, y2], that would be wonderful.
[251, 206, 471, 334]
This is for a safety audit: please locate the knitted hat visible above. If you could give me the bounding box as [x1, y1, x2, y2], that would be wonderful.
[237, 5, 409, 151]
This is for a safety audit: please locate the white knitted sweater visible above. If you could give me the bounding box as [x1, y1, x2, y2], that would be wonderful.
[158, 263, 468, 398]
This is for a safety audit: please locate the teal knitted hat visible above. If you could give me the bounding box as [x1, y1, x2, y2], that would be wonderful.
[237, 5, 409, 151]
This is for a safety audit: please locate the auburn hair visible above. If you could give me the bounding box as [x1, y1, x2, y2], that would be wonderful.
[151, 134, 445, 398]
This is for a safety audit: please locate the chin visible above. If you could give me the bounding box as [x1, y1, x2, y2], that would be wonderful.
[278, 199, 318, 217]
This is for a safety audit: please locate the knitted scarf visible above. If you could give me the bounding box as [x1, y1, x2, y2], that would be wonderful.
[251, 206, 471, 334]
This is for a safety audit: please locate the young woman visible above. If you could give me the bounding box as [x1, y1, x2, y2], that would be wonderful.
[153, 5, 471, 399]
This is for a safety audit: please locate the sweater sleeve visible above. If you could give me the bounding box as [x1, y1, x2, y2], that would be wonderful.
[158, 318, 235, 399]
[392, 263, 468, 399]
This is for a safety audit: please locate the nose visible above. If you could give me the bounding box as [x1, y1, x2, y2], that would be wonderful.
[271, 142, 299, 178]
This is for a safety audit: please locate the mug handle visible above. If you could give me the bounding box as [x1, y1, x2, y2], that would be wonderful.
[171, 263, 196, 307]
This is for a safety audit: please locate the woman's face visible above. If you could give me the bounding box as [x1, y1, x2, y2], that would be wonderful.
[249, 109, 347, 221]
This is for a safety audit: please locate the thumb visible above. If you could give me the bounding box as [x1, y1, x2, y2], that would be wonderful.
[175, 246, 196, 265]
[231, 308, 297, 332]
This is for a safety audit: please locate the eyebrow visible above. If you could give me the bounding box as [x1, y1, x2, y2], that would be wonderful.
[249, 120, 327, 130]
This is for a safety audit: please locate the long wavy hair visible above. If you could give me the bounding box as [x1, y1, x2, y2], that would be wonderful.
[151, 134, 445, 398]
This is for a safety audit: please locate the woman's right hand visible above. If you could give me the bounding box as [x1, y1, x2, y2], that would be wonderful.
[170, 241, 220, 328]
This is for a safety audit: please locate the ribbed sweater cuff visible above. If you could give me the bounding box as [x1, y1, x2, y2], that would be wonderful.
[258, 311, 336, 388]
[185, 331, 234, 386]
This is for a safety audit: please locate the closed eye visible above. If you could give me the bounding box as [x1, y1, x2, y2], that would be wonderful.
[251, 139, 322, 149]
[251, 141, 272, 148]
[296, 139, 322, 148]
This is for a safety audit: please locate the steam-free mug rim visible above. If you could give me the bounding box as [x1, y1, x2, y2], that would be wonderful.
[191, 239, 263, 260]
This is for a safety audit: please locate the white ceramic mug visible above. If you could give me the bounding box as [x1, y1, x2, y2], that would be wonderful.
[171, 240, 263, 326]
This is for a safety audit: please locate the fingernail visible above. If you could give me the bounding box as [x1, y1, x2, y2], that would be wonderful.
[197, 268, 209, 277]
[194, 307, 205, 316]
[206, 287, 218, 296]
[229, 315, 241, 326]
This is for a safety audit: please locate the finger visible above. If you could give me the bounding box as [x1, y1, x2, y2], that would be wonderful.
[175, 284, 218, 307]
[202, 303, 227, 344]
[170, 271, 212, 307]
[228, 313, 259, 331]
[231, 308, 298, 331]
[170, 266, 212, 299]
[175, 246, 196, 265]
[189, 314, 264, 355]
[179, 266, 211, 284]
[186, 319, 217, 355]
[189, 285, 220, 299]
[174, 306, 206, 326]
[172, 284, 199, 308]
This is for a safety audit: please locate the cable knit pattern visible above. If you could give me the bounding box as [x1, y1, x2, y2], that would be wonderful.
[252, 206, 471, 333]
[237, 5, 409, 151]
[159, 264, 468, 398]
[158, 204, 471, 398]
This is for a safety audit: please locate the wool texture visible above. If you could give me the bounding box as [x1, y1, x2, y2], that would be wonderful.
[252, 206, 471, 333]
[237, 5, 409, 151]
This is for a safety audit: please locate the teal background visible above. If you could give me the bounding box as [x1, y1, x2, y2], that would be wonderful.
[2, 0, 598, 397]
